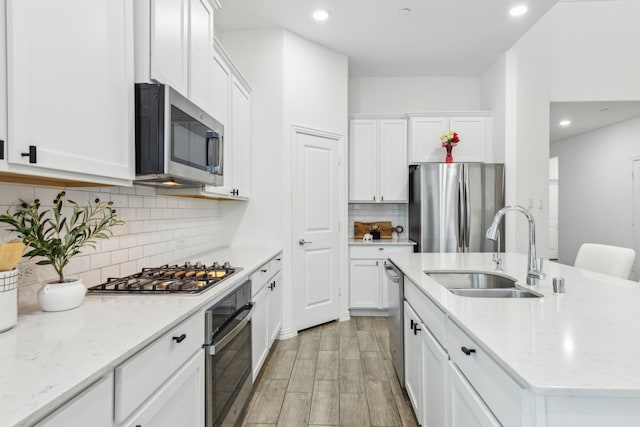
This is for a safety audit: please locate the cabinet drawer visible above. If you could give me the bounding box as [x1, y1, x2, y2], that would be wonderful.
[404, 279, 446, 348]
[271, 254, 283, 273]
[448, 320, 523, 427]
[36, 374, 113, 427]
[350, 244, 413, 259]
[115, 312, 204, 423]
[251, 261, 273, 296]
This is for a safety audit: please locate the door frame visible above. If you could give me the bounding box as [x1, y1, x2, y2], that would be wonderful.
[632, 156, 640, 280]
[288, 124, 348, 334]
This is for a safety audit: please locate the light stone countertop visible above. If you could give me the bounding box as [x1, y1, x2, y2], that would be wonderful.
[348, 237, 416, 246]
[388, 252, 640, 397]
[0, 247, 281, 427]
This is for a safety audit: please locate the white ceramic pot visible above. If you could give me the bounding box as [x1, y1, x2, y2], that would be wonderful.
[37, 278, 86, 312]
[0, 269, 18, 332]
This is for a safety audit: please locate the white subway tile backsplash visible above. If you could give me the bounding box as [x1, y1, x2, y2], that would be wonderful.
[1, 183, 224, 307]
[348, 203, 408, 237]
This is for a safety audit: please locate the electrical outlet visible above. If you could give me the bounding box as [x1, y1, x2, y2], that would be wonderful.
[17, 263, 34, 280]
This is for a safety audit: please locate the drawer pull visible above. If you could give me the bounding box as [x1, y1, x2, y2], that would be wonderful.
[413, 324, 421, 335]
[172, 334, 187, 343]
[261, 269, 268, 273]
[461, 346, 476, 355]
[275, 258, 282, 261]
[410, 319, 415, 329]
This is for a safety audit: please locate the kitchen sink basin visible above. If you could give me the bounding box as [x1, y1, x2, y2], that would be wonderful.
[449, 288, 542, 298]
[425, 271, 518, 290]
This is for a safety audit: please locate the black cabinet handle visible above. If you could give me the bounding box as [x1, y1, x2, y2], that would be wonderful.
[0, 140, 4, 160]
[172, 334, 187, 343]
[261, 269, 268, 273]
[413, 324, 421, 335]
[276, 258, 282, 261]
[21, 145, 37, 163]
[461, 346, 476, 355]
[409, 319, 414, 329]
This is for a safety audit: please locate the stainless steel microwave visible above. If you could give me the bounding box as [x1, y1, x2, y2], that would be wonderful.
[134, 83, 224, 187]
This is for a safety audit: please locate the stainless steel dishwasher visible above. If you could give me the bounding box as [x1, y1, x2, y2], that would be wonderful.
[385, 260, 404, 388]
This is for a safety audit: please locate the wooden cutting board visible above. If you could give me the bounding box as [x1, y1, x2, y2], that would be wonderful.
[354, 221, 398, 239]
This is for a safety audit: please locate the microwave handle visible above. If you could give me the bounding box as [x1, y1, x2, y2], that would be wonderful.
[206, 134, 222, 173]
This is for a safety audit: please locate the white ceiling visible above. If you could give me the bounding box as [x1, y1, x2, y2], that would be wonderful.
[215, 0, 558, 77]
[550, 101, 640, 143]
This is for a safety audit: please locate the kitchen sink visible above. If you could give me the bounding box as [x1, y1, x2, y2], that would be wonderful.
[448, 288, 542, 298]
[425, 271, 518, 289]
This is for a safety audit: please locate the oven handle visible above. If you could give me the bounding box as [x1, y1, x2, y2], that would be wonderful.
[207, 304, 254, 356]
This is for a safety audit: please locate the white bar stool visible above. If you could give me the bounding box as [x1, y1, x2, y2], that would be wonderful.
[574, 243, 636, 280]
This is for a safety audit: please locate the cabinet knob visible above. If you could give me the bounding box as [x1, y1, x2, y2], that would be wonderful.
[461, 346, 476, 356]
[21, 145, 37, 163]
[172, 334, 187, 343]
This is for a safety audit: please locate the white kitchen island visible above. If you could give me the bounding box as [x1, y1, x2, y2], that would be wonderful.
[389, 252, 640, 426]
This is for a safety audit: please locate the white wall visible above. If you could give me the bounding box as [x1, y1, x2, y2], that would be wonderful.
[216, 30, 285, 249]
[480, 0, 640, 257]
[480, 54, 506, 164]
[550, 116, 640, 267]
[349, 76, 481, 114]
[218, 29, 349, 335]
[0, 183, 224, 307]
[549, 0, 640, 102]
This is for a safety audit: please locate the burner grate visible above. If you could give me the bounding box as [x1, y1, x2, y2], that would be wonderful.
[87, 262, 240, 294]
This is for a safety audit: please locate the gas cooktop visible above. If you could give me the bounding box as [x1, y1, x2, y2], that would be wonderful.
[87, 261, 241, 294]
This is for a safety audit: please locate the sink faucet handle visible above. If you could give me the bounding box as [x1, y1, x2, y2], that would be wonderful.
[537, 257, 544, 272]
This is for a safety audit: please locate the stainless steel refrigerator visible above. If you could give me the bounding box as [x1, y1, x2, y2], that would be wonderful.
[409, 163, 505, 253]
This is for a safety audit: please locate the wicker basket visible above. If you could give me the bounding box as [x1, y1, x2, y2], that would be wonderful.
[0, 269, 19, 333]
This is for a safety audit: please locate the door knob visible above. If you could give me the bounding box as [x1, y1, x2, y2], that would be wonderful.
[298, 239, 313, 245]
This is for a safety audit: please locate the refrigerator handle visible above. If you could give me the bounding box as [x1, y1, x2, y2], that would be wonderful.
[457, 169, 465, 252]
[463, 163, 471, 252]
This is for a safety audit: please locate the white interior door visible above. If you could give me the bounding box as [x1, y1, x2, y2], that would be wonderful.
[548, 157, 559, 260]
[293, 126, 341, 331]
[632, 159, 640, 280]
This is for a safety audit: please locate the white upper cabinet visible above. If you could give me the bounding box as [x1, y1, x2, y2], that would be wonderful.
[350, 118, 408, 203]
[4, 0, 134, 185]
[149, 0, 189, 96]
[187, 0, 215, 114]
[229, 76, 252, 198]
[409, 114, 492, 163]
[136, 0, 218, 116]
[211, 47, 231, 127]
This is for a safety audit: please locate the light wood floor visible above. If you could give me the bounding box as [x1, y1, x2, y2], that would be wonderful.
[242, 316, 419, 427]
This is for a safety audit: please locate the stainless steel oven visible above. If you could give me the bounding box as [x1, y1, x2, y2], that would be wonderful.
[204, 280, 253, 427]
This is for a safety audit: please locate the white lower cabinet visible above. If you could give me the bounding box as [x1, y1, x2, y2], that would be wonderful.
[114, 312, 204, 427]
[252, 284, 269, 381]
[448, 362, 500, 427]
[350, 259, 382, 309]
[404, 301, 448, 427]
[349, 244, 414, 310]
[251, 254, 283, 380]
[267, 271, 282, 346]
[123, 350, 205, 427]
[35, 374, 113, 427]
[403, 302, 424, 422]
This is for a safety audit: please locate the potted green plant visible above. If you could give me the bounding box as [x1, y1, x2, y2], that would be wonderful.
[0, 192, 123, 312]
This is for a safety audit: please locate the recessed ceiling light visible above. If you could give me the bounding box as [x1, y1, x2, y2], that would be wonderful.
[312, 9, 329, 21]
[509, 5, 528, 17]
[400, 8, 412, 15]
[559, 120, 571, 127]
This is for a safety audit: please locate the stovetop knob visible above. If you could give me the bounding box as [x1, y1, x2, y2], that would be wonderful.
[195, 261, 203, 269]
[212, 261, 220, 269]
[223, 261, 231, 269]
[184, 261, 192, 268]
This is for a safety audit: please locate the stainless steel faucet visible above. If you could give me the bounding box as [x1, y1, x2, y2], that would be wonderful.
[486, 205, 545, 286]
[492, 229, 502, 271]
